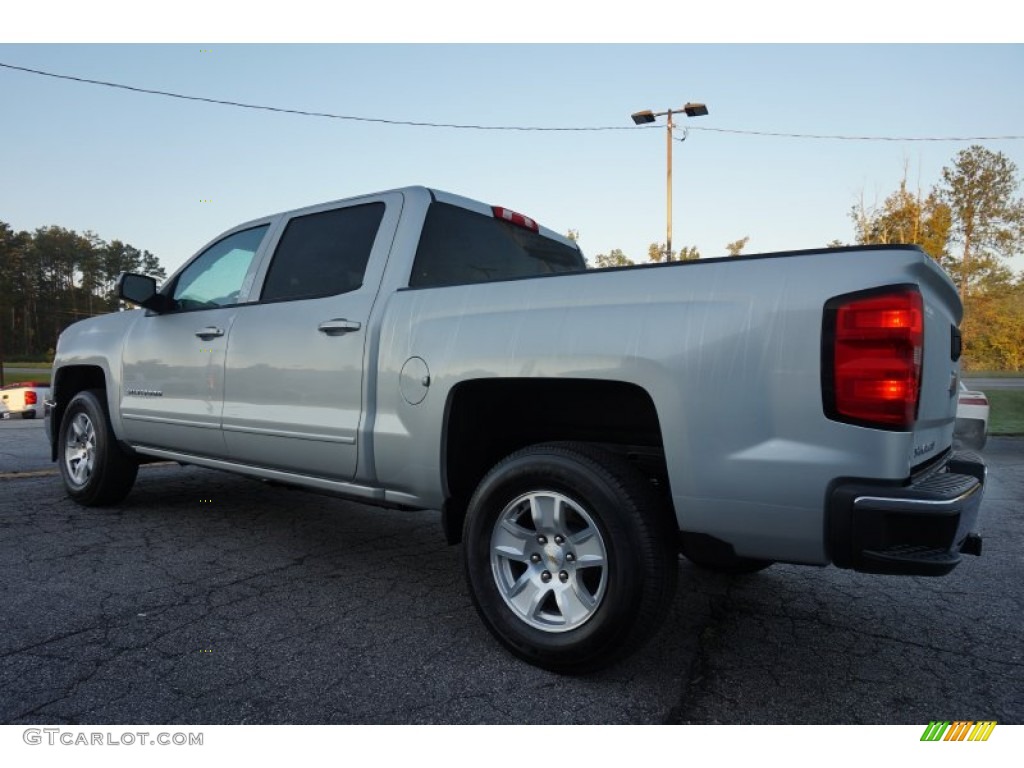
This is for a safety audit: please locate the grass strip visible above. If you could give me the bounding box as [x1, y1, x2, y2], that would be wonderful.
[988, 389, 1024, 435]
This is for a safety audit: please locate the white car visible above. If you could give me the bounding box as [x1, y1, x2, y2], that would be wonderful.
[955, 381, 989, 450]
[0, 381, 51, 419]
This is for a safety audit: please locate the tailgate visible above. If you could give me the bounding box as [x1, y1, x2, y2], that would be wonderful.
[912, 256, 964, 467]
[1, 388, 25, 411]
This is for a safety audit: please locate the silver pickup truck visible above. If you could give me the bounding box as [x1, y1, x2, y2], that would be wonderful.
[47, 186, 986, 672]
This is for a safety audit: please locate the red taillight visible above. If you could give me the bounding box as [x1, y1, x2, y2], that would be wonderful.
[492, 206, 539, 232]
[825, 288, 923, 430]
[25, 391, 38, 405]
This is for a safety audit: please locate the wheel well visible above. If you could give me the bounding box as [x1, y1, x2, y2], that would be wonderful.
[441, 378, 668, 544]
[49, 366, 107, 460]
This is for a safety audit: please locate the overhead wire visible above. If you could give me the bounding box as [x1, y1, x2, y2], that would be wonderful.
[3, 61, 1023, 142]
[675, 126, 1024, 142]
[0, 61, 635, 132]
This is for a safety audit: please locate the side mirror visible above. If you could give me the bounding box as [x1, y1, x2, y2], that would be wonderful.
[117, 272, 172, 313]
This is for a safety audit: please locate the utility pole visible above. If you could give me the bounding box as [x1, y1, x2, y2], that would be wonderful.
[631, 102, 709, 261]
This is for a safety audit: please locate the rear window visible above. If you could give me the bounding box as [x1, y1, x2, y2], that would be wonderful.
[409, 202, 585, 288]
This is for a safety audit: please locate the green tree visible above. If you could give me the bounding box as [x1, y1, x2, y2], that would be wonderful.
[592, 248, 634, 268]
[647, 242, 700, 262]
[101, 241, 166, 306]
[725, 236, 750, 256]
[0, 222, 32, 361]
[938, 145, 1024, 301]
[0, 221, 166, 359]
[849, 150, 1024, 370]
[919, 192, 954, 265]
[851, 176, 952, 263]
[961, 277, 1024, 371]
[139, 249, 166, 283]
[29, 226, 103, 341]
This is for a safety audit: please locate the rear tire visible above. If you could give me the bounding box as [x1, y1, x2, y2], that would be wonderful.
[463, 442, 677, 673]
[58, 389, 138, 506]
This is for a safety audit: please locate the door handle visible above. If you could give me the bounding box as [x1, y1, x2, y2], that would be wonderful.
[318, 319, 362, 335]
[195, 326, 224, 339]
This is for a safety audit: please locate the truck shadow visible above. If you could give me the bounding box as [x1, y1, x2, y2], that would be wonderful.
[660, 558, 1018, 723]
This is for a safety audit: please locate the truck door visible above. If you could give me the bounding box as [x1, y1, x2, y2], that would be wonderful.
[220, 193, 402, 481]
[120, 224, 271, 455]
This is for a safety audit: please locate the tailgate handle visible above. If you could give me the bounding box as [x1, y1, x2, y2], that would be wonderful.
[194, 326, 224, 339]
[318, 319, 362, 335]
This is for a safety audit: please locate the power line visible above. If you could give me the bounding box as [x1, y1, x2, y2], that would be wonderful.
[3, 61, 1023, 142]
[0, 61, 634, 132]
[675, 126, 1024, 142]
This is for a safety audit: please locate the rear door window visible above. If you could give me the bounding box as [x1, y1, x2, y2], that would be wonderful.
[260, 203, 385, 303]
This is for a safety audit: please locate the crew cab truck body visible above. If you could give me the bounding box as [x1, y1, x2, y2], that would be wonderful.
[46, 186, 986, 672]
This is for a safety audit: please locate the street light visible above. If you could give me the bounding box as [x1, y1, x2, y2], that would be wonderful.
[630, 102, 708, 261]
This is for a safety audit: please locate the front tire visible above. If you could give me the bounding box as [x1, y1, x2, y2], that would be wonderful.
[463, 442, 677, 673]
[58, 389, 138, 506]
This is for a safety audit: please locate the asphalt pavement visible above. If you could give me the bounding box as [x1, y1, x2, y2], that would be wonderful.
[1, 419, 1021, 724]
[0, 418, 52, 475]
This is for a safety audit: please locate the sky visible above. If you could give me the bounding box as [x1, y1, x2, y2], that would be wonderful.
[2, 7, 1023, 280]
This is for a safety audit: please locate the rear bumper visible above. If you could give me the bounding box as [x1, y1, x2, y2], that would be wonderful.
[827, 450, 986, 576]
[1, 408, 37, 419]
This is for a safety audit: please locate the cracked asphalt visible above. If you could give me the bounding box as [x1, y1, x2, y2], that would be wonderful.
[1, 418, 1021, 724]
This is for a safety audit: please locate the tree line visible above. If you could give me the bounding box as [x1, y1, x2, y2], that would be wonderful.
[582, 145, 1024, 371]
[0, 222, 166, 361]
[3, 145, 1022, 370]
